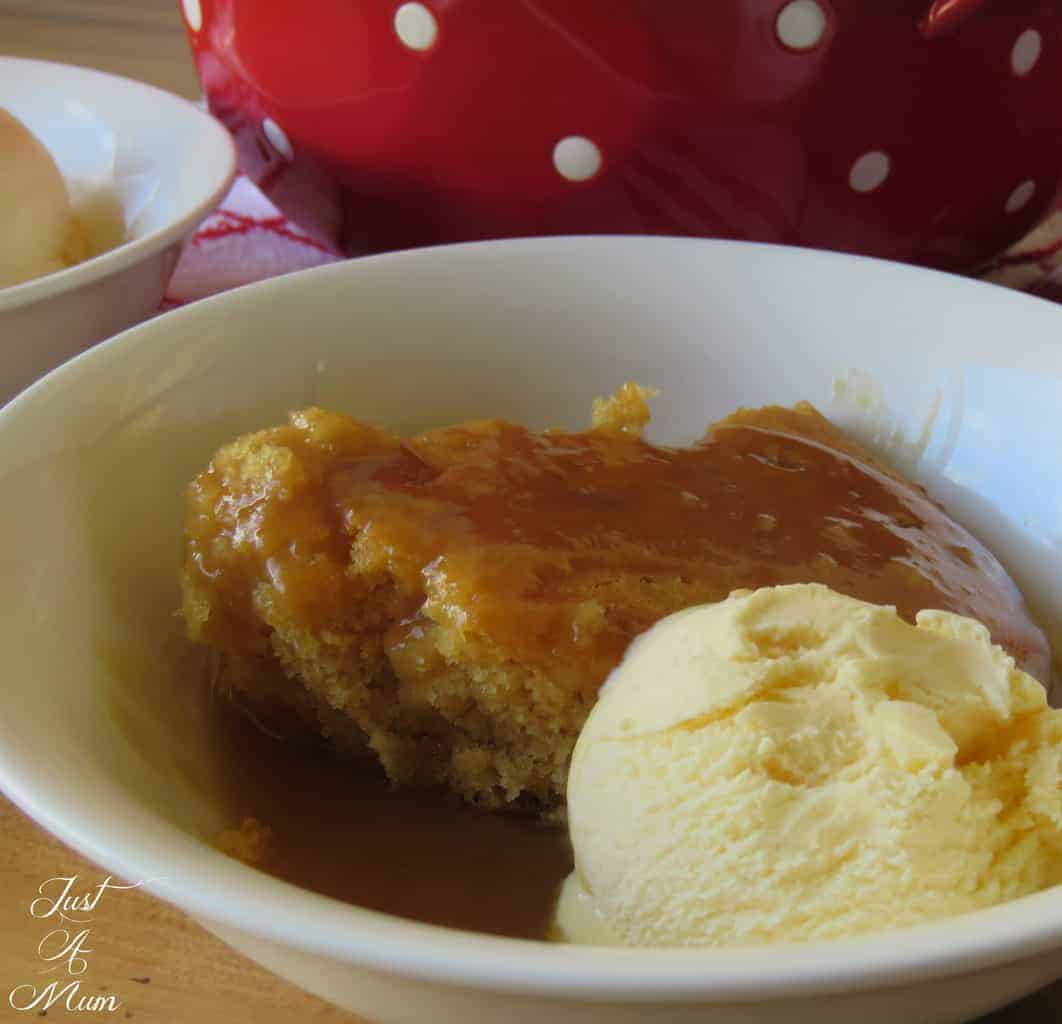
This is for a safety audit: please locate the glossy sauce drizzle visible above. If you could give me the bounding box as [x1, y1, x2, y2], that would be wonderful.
[185, 402, 1049, 700]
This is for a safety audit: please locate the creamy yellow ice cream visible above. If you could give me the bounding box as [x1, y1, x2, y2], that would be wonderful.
[555, 584, 1062, 947]
[0, 108, 91, 289]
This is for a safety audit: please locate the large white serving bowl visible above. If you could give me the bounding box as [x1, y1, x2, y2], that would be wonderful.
[0, 57, 234, 404]
[0, 237, 1060, 1024]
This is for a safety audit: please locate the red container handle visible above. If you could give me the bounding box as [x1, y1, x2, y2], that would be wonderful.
[920, 0, 990, 38]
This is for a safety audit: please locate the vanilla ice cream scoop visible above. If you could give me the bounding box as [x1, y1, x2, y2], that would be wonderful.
[0, 108, 89, 289]
[555, 584, 1062, 948]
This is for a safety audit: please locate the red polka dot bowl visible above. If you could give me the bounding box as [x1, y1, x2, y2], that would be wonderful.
[182, 0, 1062, 271]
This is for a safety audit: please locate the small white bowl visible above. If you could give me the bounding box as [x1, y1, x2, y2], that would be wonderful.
[0, 238, 1060, 1024]
[0, 57, 234, 404]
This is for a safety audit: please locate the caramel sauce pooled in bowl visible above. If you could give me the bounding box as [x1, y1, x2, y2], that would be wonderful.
[213, 704, 573, 939]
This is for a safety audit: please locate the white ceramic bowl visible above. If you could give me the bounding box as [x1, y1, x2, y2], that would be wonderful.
[0, 57, 234, 405]
[0, 238, 1060, 1024]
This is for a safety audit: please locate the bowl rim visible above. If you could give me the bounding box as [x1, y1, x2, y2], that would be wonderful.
[2, 236, 1062, 1002]
[0, 56, 236, 312]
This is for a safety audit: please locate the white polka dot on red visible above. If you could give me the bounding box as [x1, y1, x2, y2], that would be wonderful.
[263, 118, 293, 160]
[1011, 29, 1042, 77]
[776, 1, 827, 51]
[553, 137, 603, 182]
[395, 3, 438, 51]
[1005, 180, 1036, 214]
[182, 0, 202, 32]
[849, 151, 890, 194]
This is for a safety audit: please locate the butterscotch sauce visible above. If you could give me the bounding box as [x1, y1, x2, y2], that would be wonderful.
[213, 703, 571, 939]
[184, 399, 1049, 690]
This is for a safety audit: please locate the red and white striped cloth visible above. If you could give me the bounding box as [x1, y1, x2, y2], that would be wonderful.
[165, 175, 1062, 309]
[163, 175, 341, 308]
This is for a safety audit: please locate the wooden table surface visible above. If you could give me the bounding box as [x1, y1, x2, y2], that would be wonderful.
[1, 3, 1061, 1021]
[1, 0, 199, 99]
